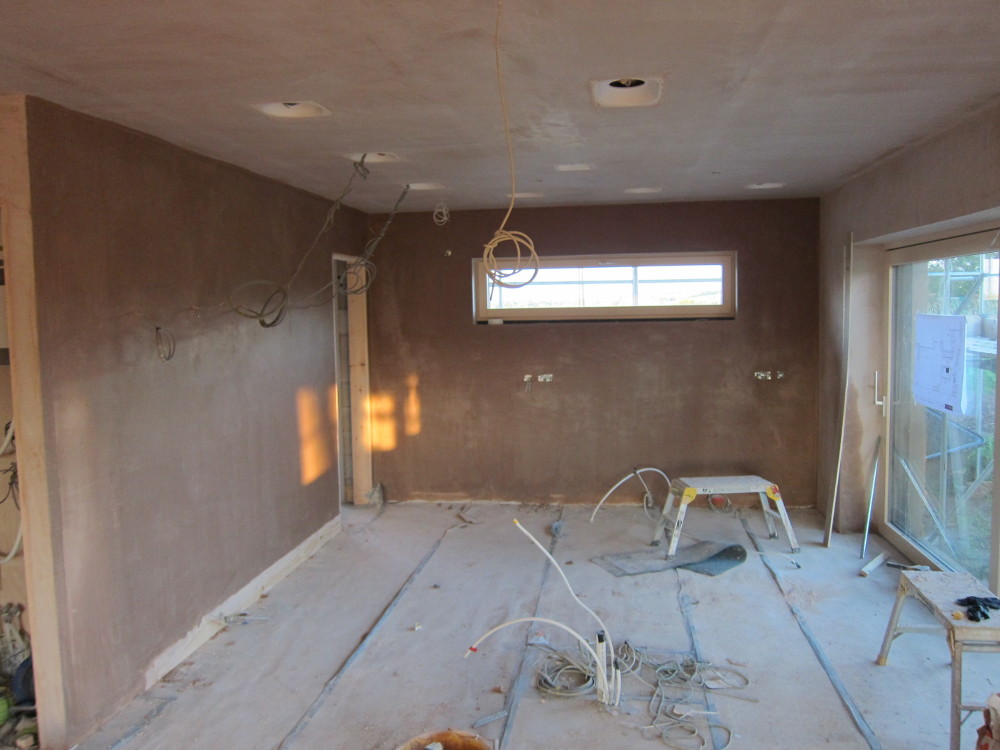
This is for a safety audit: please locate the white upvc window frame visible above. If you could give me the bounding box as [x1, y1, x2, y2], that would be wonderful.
[472, 251, 737, 323]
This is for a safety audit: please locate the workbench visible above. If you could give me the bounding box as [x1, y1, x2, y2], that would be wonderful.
[876, 570, 1000, 750]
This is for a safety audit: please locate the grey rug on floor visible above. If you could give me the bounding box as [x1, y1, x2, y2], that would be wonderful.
[592, 541, 747, 577]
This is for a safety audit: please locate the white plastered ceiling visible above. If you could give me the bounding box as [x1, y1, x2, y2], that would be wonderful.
[1, 0, 999, 213]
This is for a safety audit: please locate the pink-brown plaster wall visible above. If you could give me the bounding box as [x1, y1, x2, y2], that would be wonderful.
[367, 199, 820, 507]
[16, 98, 364, 746]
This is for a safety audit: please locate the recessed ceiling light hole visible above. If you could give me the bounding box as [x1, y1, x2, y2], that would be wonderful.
[610, 78, 645, 89]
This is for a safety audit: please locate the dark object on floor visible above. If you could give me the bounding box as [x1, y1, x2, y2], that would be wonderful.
[886, 561, 930, 571]
[12, 657, 32, 707]
[592, 541, 747, 577]
[956, 595, 1000, 622]
[680, 544, 747, 576]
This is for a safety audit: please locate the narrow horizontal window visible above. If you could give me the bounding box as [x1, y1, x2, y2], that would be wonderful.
[473, 252, 736, 322]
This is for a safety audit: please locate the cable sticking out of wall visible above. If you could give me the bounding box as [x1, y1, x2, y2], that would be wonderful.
[154, 326, 176, 361]
[340, 183, 410, 296]
[481, 0, 539, 290]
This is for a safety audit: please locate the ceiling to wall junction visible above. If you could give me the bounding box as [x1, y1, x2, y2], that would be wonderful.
[2, 0, 999, 213]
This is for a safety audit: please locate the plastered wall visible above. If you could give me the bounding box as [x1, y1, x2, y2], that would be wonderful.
[367, 199, 820, 507]
[6, 97, 365, 747]
[819, 98, 1000, 532]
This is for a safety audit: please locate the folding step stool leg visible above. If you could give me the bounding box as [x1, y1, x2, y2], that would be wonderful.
[665, 487, 698, 558]
[758, 491, 779, 538]
[651, 487, 678, 546]
[765, 484, 800, 553]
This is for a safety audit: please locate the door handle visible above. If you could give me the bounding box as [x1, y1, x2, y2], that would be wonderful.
[874, 370, 886, 417]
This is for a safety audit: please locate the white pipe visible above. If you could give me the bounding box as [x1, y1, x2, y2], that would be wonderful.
[590, 468, 670, 522]
[512, 519, 616, 661]
[465, 616, 610, 703]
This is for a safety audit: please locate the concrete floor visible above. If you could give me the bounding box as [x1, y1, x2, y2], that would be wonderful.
[76, 501, 1000, 750]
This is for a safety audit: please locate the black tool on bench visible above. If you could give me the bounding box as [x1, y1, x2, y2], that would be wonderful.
[956, 595, 1000, 622]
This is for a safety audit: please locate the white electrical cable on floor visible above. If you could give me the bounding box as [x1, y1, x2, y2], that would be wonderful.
[512, 519, 615, 656]
[512, 519, 620, 706]
[590, 468, 671, 523]
[465, 616, 610, 703]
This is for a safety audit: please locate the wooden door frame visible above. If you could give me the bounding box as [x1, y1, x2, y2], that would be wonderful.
[332, 254, 374, 506]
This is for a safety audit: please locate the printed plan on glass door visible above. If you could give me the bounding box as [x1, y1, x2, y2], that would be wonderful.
[913, 313, 966, 415]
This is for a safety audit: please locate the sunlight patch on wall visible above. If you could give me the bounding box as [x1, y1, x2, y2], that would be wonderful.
[296, 387, 331, 485]
[368, 392, 397, 452]
[404, 374, 421, 437]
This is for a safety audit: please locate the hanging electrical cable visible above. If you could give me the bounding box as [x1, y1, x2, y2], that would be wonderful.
[205, 154, 371, 327]
[481, 0, 539, 290]
[433, 202, 450, 227]
[340, 183, 410, 295]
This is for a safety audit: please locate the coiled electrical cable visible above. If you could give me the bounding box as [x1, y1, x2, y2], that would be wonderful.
[154, 326, 176, 361]
[535, 643, 597, 697]
[481, 0, 539, 290]
[465, 616, 610, 703]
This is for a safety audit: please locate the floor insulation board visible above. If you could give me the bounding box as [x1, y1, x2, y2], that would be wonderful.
[75, 501, 1000, 750]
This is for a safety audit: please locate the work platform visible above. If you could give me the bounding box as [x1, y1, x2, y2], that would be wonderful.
[651, 474, 801, 557]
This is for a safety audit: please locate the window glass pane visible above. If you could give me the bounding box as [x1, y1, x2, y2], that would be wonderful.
[534, 268, 583, 283]
[582, 283, 633, 307]
[476, 252, 735, 321]
[637, 264, 722, 281]
[580, 266, 633, 282]
[889, 250, 999, 584]
[638, 281, 722, 306]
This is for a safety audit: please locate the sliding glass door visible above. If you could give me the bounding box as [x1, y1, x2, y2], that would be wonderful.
[887, 235, 999, 584]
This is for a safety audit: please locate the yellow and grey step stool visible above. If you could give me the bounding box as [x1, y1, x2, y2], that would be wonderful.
[651, 475, 800, 557]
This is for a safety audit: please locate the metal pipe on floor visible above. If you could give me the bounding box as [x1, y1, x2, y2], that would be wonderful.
[861, 435, 881, 558]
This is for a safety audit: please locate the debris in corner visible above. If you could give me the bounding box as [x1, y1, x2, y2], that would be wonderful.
[0, 604, 34, 749]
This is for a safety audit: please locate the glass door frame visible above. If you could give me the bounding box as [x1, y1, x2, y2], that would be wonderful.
[879, 226, 1000, 591]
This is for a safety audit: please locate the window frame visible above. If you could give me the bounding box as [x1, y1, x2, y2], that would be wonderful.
[472, 251, 737, 323]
